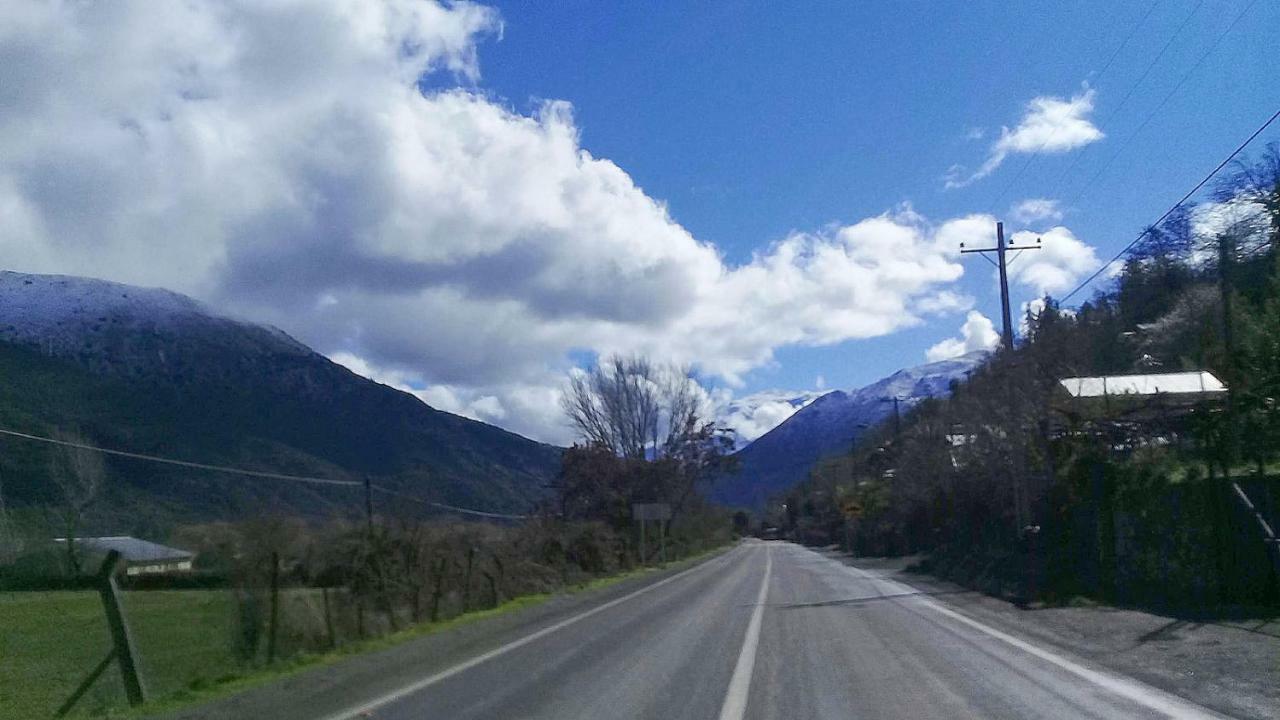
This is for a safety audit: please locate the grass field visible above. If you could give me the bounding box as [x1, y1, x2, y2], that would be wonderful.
[2, 547, 730, 718]
[1, 589, 242, 718]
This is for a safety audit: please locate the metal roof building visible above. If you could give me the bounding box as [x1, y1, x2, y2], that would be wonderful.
[55, 536, 195, 575]
[1058, 371, 1227, 399]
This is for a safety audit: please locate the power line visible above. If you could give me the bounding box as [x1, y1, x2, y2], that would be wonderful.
[1047, 0, 1203, 201]
[1061, 0, 1260, 209]
[0, 427, 359, 487]
[1061, 104, 1280, 303]
[985, 0, 1162, 215]
[370, 484, 529, 520]
[0, 426, 533, 520]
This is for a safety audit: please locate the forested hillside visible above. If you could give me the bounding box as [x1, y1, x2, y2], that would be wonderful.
[0, 273, 561, 533]
[782, 145, 1280, 610]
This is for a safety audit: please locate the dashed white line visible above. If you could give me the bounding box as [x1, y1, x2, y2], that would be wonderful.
[717, 544, 772, 720]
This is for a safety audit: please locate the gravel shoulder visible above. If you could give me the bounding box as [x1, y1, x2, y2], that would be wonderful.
[821, 549, 1280, 720]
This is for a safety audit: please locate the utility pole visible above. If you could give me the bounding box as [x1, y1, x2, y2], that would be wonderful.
[960, 221, 1040, 351]
[960, 221, 1044, 542]
[892, 397, 902, 439]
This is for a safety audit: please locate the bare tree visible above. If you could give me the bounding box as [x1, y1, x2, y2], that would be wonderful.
[561, 354, 704, 460]
[49, 430, 105, 574]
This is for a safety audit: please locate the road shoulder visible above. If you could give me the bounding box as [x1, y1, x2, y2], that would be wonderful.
[821, 549, 1280, 720]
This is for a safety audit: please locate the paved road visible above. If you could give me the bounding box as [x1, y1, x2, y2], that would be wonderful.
[314, 540, 1229, 720]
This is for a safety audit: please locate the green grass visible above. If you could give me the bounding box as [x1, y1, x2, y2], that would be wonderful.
[1, 589, 240, 718]
[2, 546, 731, 719]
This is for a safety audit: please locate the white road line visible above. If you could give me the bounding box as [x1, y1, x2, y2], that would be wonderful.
[717, 544, 772, 720]
[317, 545, 740, 720]
[835, 552, 1228, 720]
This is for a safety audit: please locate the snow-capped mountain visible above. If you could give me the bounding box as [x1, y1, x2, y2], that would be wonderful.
[0, 271, 560, 520]
[711, 351, 988, 509]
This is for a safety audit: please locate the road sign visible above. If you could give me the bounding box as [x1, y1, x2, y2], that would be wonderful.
[632, 503, 671, 521]
[841, 500, 863, 519]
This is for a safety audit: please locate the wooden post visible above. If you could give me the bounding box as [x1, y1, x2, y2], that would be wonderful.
[639, 519, 647, 566]
[462, 546, 475, 613]
[267, 552, 280, 663]
[429, 556, 446, 623]
[96, 550, 146, 706]
[659, 521, 666, 564]
[321, 586, 337, 649]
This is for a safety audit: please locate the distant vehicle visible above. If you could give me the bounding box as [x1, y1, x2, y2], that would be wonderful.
[759, 526, 782, 541]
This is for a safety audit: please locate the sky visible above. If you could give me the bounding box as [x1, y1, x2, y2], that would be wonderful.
[1, 0, 1278, 445]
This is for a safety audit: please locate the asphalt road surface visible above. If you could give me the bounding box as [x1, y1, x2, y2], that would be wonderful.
[311, 540, 1230, 720]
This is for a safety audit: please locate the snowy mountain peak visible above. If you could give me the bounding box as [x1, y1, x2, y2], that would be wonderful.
[712, 351, 987, 509]
[0, 270, 309, 360]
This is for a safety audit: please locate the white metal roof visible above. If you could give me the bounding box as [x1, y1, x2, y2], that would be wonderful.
[1058, 371, 1226, 399]
[54, 536, 194, 562]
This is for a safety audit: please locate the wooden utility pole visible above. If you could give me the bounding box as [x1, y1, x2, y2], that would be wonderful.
[960, 221, 1040, 351]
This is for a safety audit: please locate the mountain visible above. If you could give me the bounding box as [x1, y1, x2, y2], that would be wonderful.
[711, 352, 987, 509]
[0, 271, 561, 529]
[715, 389, 827, 450]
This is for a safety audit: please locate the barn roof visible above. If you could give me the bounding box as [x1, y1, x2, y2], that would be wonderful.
[56, 536, 194, 563]
[1058, 371, 1226, 399]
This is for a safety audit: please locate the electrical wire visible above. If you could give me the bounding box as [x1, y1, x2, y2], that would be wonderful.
[1061, 0, 1261, 209]
[984, 0, 1163, 215]
[370, 484, 529, 520]
[1060, 104, 1280, 302]
[1046, 0, 1205, 201]
[0, 427, 359, 487]
[0, 426, 534, 519]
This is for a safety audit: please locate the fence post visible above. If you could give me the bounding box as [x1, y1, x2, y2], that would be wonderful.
[96, 550, 146, 706]
[321, 586, 337, 649]
[462, 546, 475, 613]
[267, 552, 280, 663]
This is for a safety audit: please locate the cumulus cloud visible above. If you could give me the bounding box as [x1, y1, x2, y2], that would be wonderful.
[0, 1, 1032, 443]
[714, 389, 825, 449]
[1011, 198, 1063, 225]
[925, 311, 1000, 362]
[1006, 226, 1101, 296]
[947, 89, 1103, 188]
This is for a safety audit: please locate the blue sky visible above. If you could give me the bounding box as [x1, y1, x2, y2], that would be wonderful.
[478, 0, 1279, 394]
[2, 0, 1278, 444]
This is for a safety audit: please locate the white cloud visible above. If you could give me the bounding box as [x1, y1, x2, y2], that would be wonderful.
[714, 389, 825, 449]
[947, 89, 1103, 188]
[0, 2, 1073, 443]
[1011, 198, 1063, 225]
[1017, 297, 1077, 336]
[925, 311, 999, 362]
[1006, 226, 1101, 296]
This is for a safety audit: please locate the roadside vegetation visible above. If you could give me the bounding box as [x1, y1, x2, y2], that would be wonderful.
[0, 354, 737, 718]
[782, 145, 1280, 613]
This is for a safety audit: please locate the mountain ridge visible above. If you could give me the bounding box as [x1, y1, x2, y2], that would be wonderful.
[0, 271, 561, 527]
[713, 351, 987, 509]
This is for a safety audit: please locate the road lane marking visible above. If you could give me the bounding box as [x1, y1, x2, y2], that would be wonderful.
[317, 544, 743, 720]
[717, 544, 772, 720]
[830, 549, 1228, 719]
